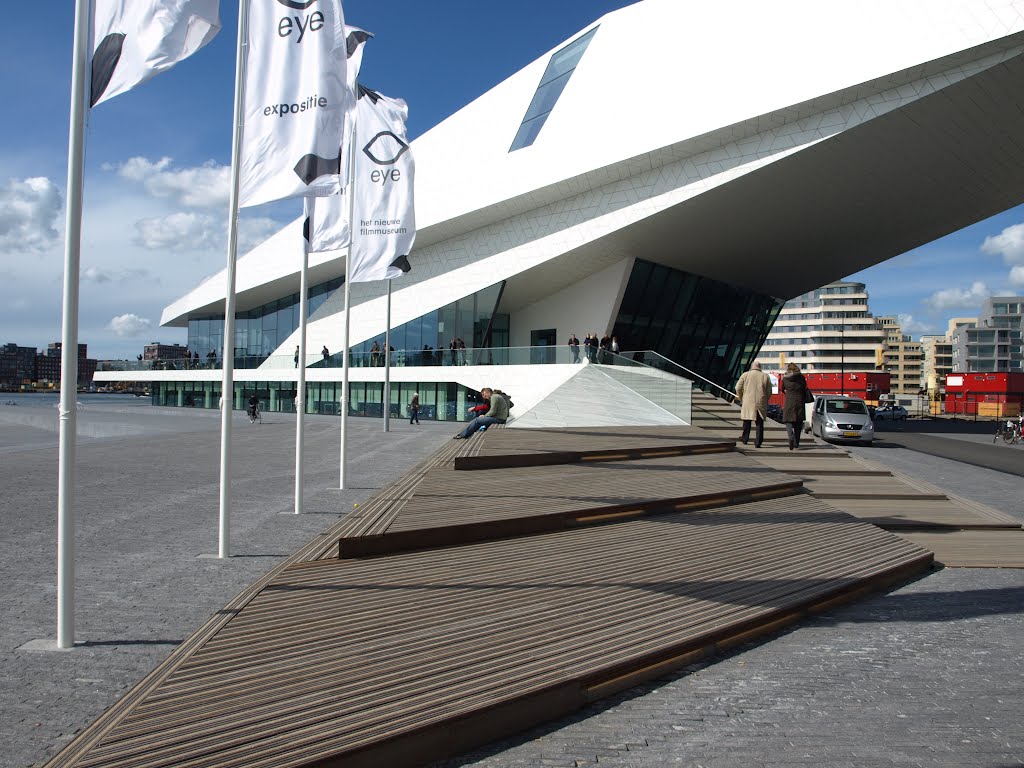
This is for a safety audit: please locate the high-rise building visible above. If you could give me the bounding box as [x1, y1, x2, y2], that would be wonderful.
[755, 282, 886, 375]
[952, 297, 1023, 372]
[878, 317, 923, 397]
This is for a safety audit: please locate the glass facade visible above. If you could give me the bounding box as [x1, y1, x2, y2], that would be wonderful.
[510, 27, 598, 152]
[612, 259, 783, 391]
[152, 380, 482, 422]
[189, 280, 507, 370]
[188, 276, 344, 364]
[343, 282, 506, 367]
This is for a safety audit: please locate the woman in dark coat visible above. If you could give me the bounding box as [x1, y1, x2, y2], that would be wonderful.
[779, 362, 810, 450]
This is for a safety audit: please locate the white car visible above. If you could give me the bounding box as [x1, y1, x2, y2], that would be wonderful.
[874, 405, 909, 421]
[811, 396, 875, 444]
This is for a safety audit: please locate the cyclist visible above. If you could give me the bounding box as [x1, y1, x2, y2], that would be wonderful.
[247, 394, 260, 423]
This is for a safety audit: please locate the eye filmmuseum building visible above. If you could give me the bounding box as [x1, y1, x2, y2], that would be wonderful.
[96, 0, 1024, 424]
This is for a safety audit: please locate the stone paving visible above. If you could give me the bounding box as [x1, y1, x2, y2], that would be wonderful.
[0, 397, 451, 768]
[432, 437, 1024, 768]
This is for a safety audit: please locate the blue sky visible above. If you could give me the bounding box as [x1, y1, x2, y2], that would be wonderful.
[1, 1, 1022, 358]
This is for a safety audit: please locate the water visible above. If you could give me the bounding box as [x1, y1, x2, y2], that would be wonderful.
[0, 392, 151, 410]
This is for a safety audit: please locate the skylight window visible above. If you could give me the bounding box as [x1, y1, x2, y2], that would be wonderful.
[509, 27, 598, 152]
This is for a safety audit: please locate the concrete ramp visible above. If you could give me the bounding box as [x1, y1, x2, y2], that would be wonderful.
[510, 365, 686, 429]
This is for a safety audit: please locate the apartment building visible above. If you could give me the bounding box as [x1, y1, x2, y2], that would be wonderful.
[755, 282, 885, 375]
[878, 316, 923, 396]
[951, 297, 1023, 372]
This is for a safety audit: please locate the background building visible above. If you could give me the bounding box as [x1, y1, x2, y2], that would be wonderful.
[143, 343, 190, 362]
[878, 316, 923, 398]
[0, 343, 37, 390]
[755, 282, 885, 376]
[36, 343, 98, 389]
[952, 297, 1023, 372]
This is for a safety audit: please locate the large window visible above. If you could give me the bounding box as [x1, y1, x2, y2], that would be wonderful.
[509, 27, 598, 152]
[613, 259, 783, 392]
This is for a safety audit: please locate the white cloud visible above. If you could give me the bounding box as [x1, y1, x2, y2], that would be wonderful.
[923, 280, 990, 312]
[0, 177, 63, 252]
[135, 212, 219, 251]
[1009, 265, 1024, 287]
[107, 313, 152, 337]
[981, 222, 1024, 265]
[82, 266, 151, 284]
[896, 314, 932, 335]
[107, 156, 230, 208]
[133, 212, 281, 254]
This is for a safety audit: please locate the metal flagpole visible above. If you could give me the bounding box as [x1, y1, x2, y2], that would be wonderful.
[340, 122, 357, 489]
[383, 280, 392, 433]
[295, 243, 309, 514]
[56, 0, 91, 650]
[219, 0, 250, 557]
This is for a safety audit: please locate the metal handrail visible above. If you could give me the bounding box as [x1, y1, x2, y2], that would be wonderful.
[619, 350, 737, 400]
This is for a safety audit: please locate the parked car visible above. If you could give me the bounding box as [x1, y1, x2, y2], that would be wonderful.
[811, 395, 874, 444]
[873, 405, 909, 421]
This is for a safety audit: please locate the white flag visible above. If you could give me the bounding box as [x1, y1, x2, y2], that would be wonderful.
[239, 0, 355, 209]
[302, 25, 372, 255]
[90, 0, 221, 107]
[348, 88, 416, 282]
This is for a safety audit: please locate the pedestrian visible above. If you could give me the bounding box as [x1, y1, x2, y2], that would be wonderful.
[457, 337, 467, 365]
[370, 341, 380, 368]
[599, 334, 610, 363]
[322, 345, 330, 363]
[207, 349, 217, 369]
[610, 335, 620, 357]
[735, 361, 773, 448]
[780, 362, 811, 450]
[449, 338, 458, 366]
[568, 334, 580, 363]
[453, 387, 509, 439]
[294, 345, 300, 368]
[409, 392, 420, 424]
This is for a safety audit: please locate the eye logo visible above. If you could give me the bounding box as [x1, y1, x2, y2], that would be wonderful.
[362, 132, 409, 166]
[276, 0, 318, 9]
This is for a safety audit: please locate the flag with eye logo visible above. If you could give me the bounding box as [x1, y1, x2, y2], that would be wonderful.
[239, 0, 356, 208]
[90, 0, 221, 107]
[304, 87, 415, 282]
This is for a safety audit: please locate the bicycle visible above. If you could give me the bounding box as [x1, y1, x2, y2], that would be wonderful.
[248, 403, 261, 424]
[993, 419, 1020, 444]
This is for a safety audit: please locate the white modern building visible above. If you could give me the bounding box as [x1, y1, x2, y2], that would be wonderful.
[97, 0, 1024, 425]
[952, 297, 1024, 372]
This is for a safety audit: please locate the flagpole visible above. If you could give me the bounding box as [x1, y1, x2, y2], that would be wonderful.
[219, 0, 249, 557]
[383, 279, 392, 433]
[295, 243, 309, 514]
[340, 123, 357, 489]
[56, 0, 91, 650]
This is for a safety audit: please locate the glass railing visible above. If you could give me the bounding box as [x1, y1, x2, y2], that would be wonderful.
[96, 347, 727, 385]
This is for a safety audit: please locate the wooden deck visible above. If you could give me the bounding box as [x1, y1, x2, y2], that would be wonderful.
[691, 391, 1024, 568]
[49, 401, 968, 768]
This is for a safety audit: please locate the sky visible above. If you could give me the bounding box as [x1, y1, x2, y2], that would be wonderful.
[1, 1, 1023, 359]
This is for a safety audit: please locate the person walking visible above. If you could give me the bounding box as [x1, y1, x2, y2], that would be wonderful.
[734, 361, 773, 448]
[568, 334, 580, 363]
[370, 341, 380, 368]
[294, 345, 300, 368]
[780, 362, 811, 450]
[409, 392, 420, 424]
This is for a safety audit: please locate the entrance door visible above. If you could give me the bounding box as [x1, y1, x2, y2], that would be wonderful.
[531, 329, 557, 364]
